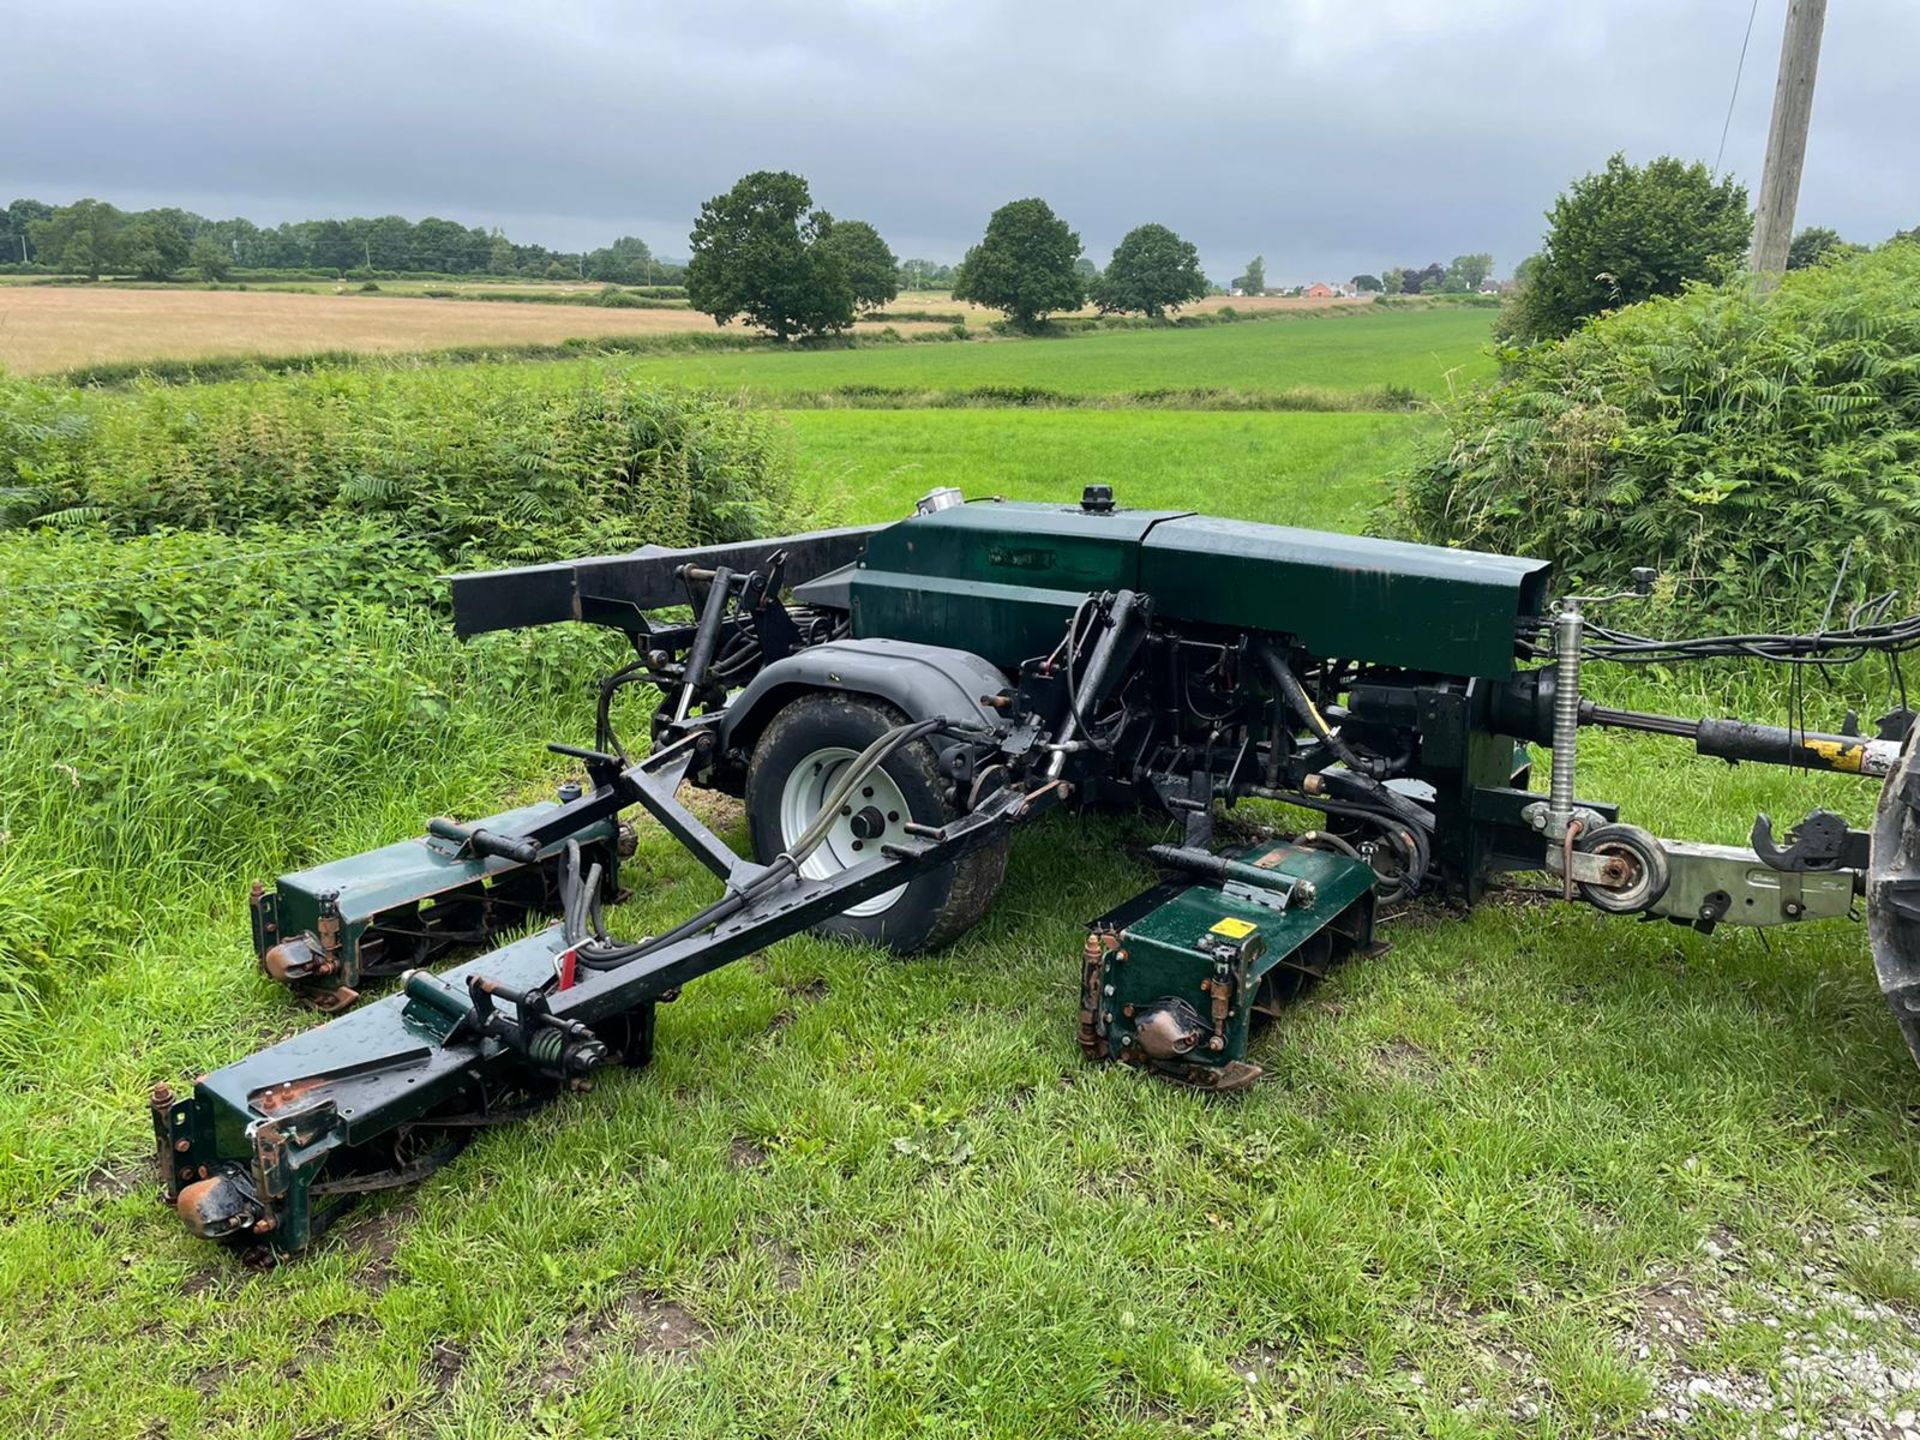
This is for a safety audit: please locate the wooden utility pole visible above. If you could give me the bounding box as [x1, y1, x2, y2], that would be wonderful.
[1749, 0, 1827, 283]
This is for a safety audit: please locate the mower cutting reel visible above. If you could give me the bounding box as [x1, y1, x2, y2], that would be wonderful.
[154, 487, 1920, 1254]
[248, 795, 629, 1010]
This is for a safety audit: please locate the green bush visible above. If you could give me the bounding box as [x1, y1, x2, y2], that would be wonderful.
[0, 366, 794, 563]
[1388, 245, 1920, 623]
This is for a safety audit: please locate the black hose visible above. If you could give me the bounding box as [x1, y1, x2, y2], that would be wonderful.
[1518, 604, 1920, 668]
[1299, 829, 1364, 861]
[1252, 788, 1430, 902]
[1256, 640, 1380, 779]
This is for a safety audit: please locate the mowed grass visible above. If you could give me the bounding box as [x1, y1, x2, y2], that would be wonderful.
[577, 307, 1496, 403]
[786, 408, 1427, 531]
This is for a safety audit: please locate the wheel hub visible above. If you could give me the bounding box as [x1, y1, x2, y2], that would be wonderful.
[778, 747, 910, 916]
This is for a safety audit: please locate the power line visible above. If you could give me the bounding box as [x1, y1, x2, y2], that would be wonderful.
[1714, 0, 1764, 174]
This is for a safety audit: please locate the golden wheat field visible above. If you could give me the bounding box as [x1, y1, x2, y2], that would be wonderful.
[0, 286, 955, 375]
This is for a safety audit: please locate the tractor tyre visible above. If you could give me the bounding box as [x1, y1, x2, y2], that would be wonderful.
[745, 692, 1009, 955]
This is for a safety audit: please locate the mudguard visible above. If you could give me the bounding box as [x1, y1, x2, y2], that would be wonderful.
[716, 638, 1008, 760]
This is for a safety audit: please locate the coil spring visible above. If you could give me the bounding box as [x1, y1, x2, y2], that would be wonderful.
[528, 1028, 568, 1068]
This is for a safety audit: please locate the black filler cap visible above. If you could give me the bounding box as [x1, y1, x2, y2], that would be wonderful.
[1080, 484, 1115, 514]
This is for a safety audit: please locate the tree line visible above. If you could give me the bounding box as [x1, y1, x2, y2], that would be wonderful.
[1354, 255, 1495, 296]
[18, 158, 1897, 344]
[686, 171, 1224, 338]
[0, 197, 681, 284]
[685, 173, 1524, 339]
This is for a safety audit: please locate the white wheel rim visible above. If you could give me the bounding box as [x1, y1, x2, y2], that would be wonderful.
[777, 746, 912, 917]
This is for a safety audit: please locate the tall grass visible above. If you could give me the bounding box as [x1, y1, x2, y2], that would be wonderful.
[0, 365, 794, 560]
[0, 374, 796, 1014]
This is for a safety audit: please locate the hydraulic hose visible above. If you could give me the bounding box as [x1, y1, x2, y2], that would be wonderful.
[1256, 640, 1381, 779]
[1249, 787, 1430, 902]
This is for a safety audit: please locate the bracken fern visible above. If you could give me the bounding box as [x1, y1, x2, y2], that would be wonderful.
[1388, 245, 1920, 625]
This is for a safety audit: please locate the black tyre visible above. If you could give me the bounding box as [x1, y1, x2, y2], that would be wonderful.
[745, 692, 1008, 954]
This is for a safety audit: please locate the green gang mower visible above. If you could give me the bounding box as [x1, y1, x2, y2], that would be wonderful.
[155, 487, 1920, 1253]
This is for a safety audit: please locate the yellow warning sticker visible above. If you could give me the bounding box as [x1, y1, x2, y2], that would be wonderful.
[1209, 916, 1258, 940]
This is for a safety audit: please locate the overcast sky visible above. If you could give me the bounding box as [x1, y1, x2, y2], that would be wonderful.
[4, 0, 1914, 284]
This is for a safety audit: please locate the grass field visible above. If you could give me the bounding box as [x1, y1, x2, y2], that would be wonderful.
[4, 305, 1919, 1439]
[786, 409, 1425, 530]
[609, 307, 1494, 403]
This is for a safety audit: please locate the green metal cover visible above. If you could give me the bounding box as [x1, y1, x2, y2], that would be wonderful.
[1095, 842, 1376, 1072]
[257, 801, 615, 988]
[849, 501, 1190, 666]
[848, 500, 1549, 677]
[1139, 515, 1549, 677]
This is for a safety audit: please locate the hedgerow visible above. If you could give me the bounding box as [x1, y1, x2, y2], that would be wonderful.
[0, 365, 794, 562]
[1388, 245, 1920, 623]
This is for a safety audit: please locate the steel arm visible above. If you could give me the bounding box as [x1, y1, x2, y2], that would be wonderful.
[448, 525, 880, 637]
[154, 777, 1053, 1252]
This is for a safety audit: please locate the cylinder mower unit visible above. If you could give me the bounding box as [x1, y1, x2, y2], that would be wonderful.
[1081, 840, 1379, 1090]
[152, 486, 1920, 1254]
[249, 795, 630, 1010]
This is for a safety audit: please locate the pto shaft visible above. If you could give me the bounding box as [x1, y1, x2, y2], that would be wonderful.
[1581, 706, 1902, 777]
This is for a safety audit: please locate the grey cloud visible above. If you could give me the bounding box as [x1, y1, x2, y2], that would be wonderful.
[3, 0, 1913, 284]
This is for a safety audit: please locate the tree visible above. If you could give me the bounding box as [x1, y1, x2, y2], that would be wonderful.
[686, 170, 854, 340]
[1786, 226, 1858, 270]
[410, 216, 479, 272]
[1396, 262, 1445, 294]
[1380, 266, 1406, 297]
[1350, 273, 1383, 293]
[189, 233, 231, 281]
[358, 215, 412, 270]
[1447, 253, 1494, 291]
[118, 216, 190, 280]
[1509, 153, 1749, 341]
[813, 217, 898, 313]
[1231, 255, 1266, 295]
[28, 199, 125, 278]
[3, 198, 51, 264]
[587, 236, 659, 285]
[898, 258, 955, 290]
[951, 198, 1085, 329]
[303, 218, 360, 271]
[1091, 223, 1207, 319]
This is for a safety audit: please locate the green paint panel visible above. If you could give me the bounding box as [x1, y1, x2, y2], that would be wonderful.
[849, 499, 1189, 665]
[275, 801, 582, 919]
[254, 800, 616, 992]
[1139, 514, 1550, 677]
[848, 499, 1549, 676]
